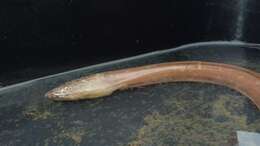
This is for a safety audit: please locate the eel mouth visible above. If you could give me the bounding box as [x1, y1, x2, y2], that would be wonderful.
[45, 91, 56, 99]
[45, 90, 65, 101]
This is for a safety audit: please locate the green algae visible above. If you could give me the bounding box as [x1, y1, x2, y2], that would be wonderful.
[21, 100, 100, 146]
[128, 94, 260, 146]
[22, 102, 60, 121]
[43, 126, 90, 146]
[51, 127, 86, 145]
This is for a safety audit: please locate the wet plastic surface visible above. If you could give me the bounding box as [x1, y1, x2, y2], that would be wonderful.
[1, 42, 260, 146]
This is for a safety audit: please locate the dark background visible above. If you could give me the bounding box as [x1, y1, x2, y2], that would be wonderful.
[1, 0, 260, 86]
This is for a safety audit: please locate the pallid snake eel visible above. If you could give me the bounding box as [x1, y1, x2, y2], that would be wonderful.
[46, 61, 260, 109]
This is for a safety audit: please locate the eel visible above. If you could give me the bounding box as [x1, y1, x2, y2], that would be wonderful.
[45, 61, 260, 109]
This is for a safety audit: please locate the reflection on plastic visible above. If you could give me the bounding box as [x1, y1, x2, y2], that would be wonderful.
[237, 131, 260, 146]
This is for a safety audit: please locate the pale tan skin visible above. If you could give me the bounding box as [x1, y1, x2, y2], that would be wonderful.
[46, 61, 260, 109]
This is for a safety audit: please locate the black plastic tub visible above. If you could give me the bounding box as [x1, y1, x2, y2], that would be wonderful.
[2, 0, 260, 145]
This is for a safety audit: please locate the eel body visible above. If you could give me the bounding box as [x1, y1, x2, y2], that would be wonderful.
[46, 61, 260, 109]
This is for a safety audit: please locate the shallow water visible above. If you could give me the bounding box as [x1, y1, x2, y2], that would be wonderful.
[1, 42, 260, 146]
